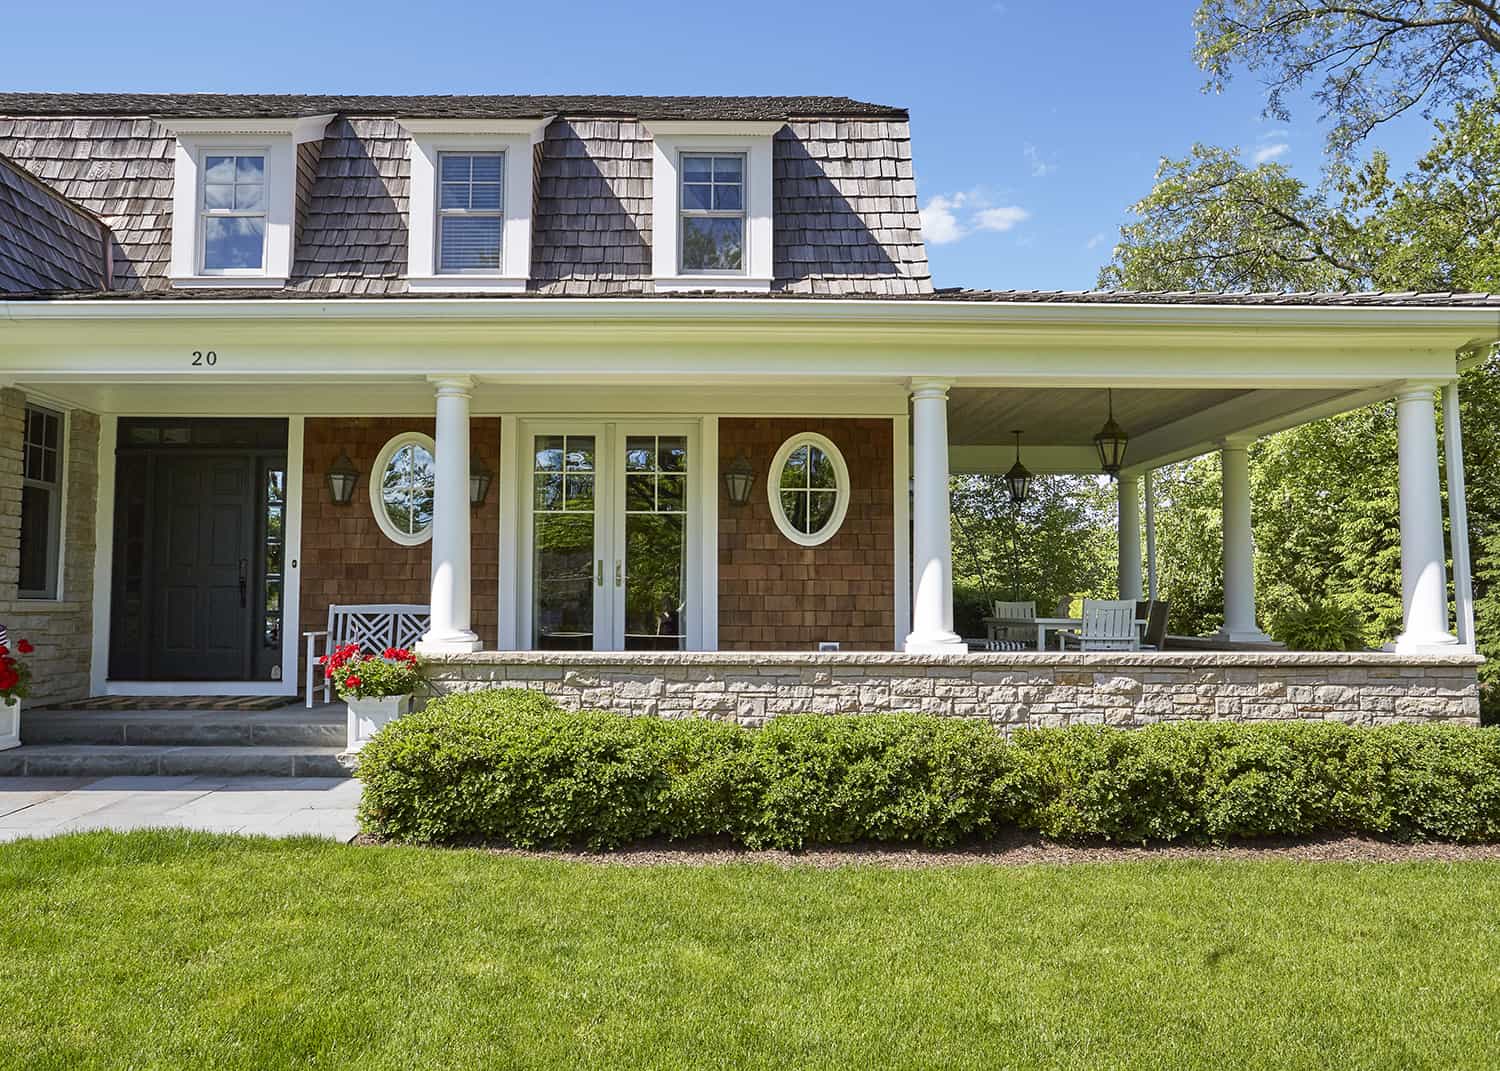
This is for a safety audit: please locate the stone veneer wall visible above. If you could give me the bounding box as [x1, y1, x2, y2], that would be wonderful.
[718, 417, 895, 650]
[423, 651, 1483, 727]
[0, 388, 99, 704]
[301, 417, 501, 653]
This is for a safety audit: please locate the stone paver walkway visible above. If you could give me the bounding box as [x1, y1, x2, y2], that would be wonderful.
[0, 775, 361, 843]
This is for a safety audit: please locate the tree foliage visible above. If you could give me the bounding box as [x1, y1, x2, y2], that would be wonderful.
[1194, 0, 1500, 155]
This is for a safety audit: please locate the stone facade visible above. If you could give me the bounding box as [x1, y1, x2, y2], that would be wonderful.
[718, 417, 895, 650]
[0, 388, 98, 704]
[422, 650, 1483, 727]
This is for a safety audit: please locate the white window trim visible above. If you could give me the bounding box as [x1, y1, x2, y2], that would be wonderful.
[644, 120, 780, 292]
[767, 432, 851, 547]
[403, 118, 551, 293]
[163, 116, 333, 288]
[371, 432, 437, 547]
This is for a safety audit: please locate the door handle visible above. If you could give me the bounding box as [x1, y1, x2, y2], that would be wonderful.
[615, 560, 623, 587]
[238, 558, 248, 609]
[597, 559, 604, 586]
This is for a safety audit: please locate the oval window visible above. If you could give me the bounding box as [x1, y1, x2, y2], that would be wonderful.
[371, 432, 436, 546]
[768, 432, 850, 547]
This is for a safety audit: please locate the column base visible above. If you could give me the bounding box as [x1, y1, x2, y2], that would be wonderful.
[416, 630, 483, 655]
[903, 631, 968, 655]
[1387, 631, 1460, 654]
[1213, 626, 1278, 647]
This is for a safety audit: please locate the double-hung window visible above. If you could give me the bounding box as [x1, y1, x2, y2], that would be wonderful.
[679, 153, 745, 273]
[200, 153, 267, 272]
[437, 152, 504, 273]
[18, 404, 63, 599]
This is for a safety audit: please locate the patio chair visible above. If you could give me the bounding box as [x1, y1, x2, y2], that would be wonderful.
[1052, 595, 1073, 618]
[1141, 600, 1170, 650]
[987, 600, 1036, 651]
[1078, 598, 1140, 651]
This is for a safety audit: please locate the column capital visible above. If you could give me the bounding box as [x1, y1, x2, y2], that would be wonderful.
[427, 374, 475, 395]
[908, 378, 952, 400]
[1218, 433, 1256, 451]
[1395, 381, 1444, 402]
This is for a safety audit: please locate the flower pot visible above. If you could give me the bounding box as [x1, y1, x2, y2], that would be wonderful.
[0, 697, 19, 752]
[344, 693, 412, 754]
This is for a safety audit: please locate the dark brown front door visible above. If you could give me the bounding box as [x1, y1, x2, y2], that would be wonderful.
[150, 455, 257, 680]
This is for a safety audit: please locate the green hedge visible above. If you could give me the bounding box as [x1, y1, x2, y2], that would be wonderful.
[356, 690, 1500, 849]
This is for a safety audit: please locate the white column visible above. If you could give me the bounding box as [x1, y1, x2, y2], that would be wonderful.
[1442, 382, 1475, 650]
[418, 375, 482, 654]
[904, 380, 965, 653]
[1144, 469, 1159, 601]
[1217, 437, 1273, 645]
[1393, 384, 1457, 652]
[1117, 473, 1143, 601]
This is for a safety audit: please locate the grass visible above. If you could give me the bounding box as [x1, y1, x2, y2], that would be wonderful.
[3, 833, 1500, 1069]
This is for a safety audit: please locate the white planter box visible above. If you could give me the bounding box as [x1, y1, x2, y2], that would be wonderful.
[0, 697, 19, 752]
[344, 694, 412, 754]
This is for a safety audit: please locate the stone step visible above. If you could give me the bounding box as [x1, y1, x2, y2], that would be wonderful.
[0, 744, 350, 779]
[21, 709, 344, 748]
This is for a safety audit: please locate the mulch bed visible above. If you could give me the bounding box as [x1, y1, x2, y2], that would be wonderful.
[355, 833, 1500, 867]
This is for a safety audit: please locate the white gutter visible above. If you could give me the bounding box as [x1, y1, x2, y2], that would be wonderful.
[1, 295, 1499, 332]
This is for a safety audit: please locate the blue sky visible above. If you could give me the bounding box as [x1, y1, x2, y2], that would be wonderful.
[8, 0, 1438, 290]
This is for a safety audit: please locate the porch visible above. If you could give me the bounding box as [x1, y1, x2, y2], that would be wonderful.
[0, 294, 1491, 719]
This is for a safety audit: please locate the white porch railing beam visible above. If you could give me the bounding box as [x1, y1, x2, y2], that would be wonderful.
[1217, 437, 1273, 645]
[1117, 473, 1143, 601]
[905, 379, 966, 653]
[1442, 382, 1476, 650]
[1393, 383, 1458, 652]
[417, 375, 482, 654]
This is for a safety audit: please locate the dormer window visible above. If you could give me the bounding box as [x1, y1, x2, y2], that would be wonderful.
[403, 117, 550, 293]
[680, 154, 744, 273]
[437, 152, 504, 273]
[162, 115, 333, 288]
[644, 120, 780, 292]
[201, 153, 267, 272]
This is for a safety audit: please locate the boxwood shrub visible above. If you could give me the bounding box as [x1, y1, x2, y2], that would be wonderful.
[356, 689, 1500, 849]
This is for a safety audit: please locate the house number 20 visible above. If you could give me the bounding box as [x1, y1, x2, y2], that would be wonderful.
[191, 350, 218, 366]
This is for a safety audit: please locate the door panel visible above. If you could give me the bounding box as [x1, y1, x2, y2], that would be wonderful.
[618, 431, 690, 651]
[148, 455, 256, 679]
[530, 430, 607, 650]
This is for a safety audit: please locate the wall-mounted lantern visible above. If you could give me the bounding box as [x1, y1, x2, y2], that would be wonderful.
[1093, 388, 1130, 479]
[722, 453, 755, 506]
[326, 451, 360, 506]
[469, 458, 494, 508]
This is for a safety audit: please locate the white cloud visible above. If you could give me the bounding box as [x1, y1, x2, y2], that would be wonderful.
[1085, 231, 1108, 250]
[1251, 142, 1289, 164]
[920, 190, 1030, 244]
[975, 205, 1030, 233]
[1023, 143, 1057, 178]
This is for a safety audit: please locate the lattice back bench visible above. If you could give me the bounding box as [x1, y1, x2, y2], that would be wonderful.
[304, 604, 430, 708]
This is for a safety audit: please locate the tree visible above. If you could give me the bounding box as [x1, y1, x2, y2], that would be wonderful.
[1195, 0, 1500, 156]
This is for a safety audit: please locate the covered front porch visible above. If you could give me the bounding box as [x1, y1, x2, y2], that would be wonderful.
[0, 294, 1491, 718]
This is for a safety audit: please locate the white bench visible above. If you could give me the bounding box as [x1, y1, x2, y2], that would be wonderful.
[304, 604, 430, 708]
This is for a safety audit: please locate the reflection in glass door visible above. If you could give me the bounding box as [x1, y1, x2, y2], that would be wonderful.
[620, 433, 689, 651]
[532, 433, 599, 650]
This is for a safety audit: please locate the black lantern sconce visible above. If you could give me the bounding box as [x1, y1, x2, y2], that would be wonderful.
[722, 453, 755, 506]
[1004, 430, 1033, 505]
[469, 458, 494, 509]
[1093, 388, 1130, 479]
[325, 451, 359, 506]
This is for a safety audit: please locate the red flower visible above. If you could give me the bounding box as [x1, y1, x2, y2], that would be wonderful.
[0, 669, 17, 692]
[16, 640, 32, 655]
[344, 674, 361, 689]
[383, 646, 398, 659]
[0, 646, 7, 657]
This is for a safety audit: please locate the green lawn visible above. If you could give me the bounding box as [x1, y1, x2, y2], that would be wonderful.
[3, 833, 1500, 1069]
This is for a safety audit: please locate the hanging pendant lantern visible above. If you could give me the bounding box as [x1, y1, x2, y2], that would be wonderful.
[1004, 429, 1033, 505]
[1093, 388, 1129, 479]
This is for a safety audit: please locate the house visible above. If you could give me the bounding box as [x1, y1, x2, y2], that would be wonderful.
[0, 92, 1492, 727]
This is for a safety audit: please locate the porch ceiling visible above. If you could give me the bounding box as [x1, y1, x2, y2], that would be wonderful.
[947, 387, 1249, 446]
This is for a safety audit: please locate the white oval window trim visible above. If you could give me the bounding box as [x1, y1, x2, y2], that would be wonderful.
[767, 432, 851, 548]
[371, 432, 437, 547]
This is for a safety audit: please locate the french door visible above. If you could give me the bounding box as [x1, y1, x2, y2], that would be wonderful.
[523, 422, 696, 651]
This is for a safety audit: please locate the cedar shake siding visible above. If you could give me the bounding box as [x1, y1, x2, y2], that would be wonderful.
[300, 418, 500, 656]
[718, 418, 895, 651]
[0, 94, 931, 296]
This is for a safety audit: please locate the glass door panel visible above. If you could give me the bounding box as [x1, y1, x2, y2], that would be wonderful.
[620, 432, 689, 651]
[532, 433, 599, 650]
